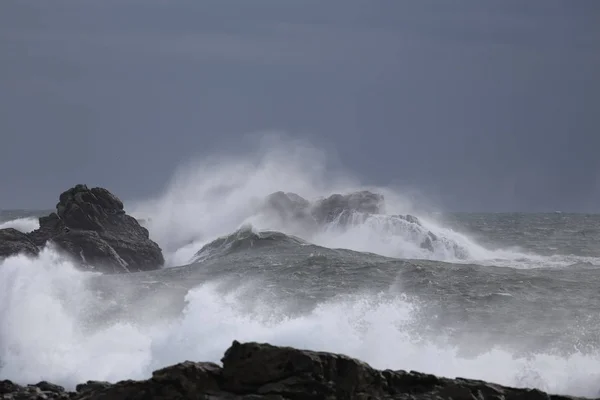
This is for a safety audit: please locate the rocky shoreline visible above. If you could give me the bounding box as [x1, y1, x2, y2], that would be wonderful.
[0, 184, 164, 273]
[1, 341, 594, 400]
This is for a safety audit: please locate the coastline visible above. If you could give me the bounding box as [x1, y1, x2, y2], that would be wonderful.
[2, 341, 596, 400]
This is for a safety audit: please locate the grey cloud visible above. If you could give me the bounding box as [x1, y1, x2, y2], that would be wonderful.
[1, 0, 599, 211]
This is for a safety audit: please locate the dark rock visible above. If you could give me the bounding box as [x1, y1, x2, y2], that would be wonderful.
[397, 214, 421, 226]
[1, 184, 164, 274]
[420, 232, 438, 252]
[51, 231, 131, 273]
[0, 380, 21, 395]
[1, 379, 70, 399]
[33, 381, 65, 393]
[1, 341, 596, 400]
[75, 381, 112, 393]
[311, 191, 385, 225]
[262, 192, 317, 233]
[0, 228, 39, 259]
[38, 184, 165, 273]
[28, 213, 65, 247]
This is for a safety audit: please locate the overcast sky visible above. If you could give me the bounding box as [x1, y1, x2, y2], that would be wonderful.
[1, 1, 599, 211]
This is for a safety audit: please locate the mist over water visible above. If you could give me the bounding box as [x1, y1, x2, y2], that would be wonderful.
[1, 136, 600, 397]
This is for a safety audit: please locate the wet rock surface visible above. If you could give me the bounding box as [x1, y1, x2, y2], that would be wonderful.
[1, 341, 594, 400]
[0, 228, 39, 258]
[261, 191, 452, 257]
[0, 184, 164, 273]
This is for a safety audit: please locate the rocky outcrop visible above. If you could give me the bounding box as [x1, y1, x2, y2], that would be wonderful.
[0, 228, 39, 258]
[1, 341, 594, 400]
[312, 190, 385, 225]
[260, 191, 456, 257]
[261, 190, 386, 228]
[262, 191, 318, 233]
[0, 185, 164, 273]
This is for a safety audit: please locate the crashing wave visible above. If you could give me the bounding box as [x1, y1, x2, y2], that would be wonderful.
[257, 190, 471, 260]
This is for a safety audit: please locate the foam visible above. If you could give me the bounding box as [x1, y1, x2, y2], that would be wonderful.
[0, 251, 598, 396]
[2, 135, 599, 397]
[0, 217, 39, 233]
[128, 135, 598, 269]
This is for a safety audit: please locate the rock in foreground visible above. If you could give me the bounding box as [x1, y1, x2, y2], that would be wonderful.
[0, 184, 164, 273]
[1, 341, 594, 400]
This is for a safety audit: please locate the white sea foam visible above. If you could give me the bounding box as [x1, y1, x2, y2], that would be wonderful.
[0, 217, 39, 233]
[0, 249, 599, 397]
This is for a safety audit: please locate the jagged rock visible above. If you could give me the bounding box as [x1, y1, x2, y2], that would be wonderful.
[43, 185, 164, 273]
[33, 381, 65, 394]
[0, 184, 164, 273]
[55, 185, 125, 231]
[311, 191, 385, 225]
[0, 379, 69, 399]
[0, 228, 39, 259]
[2, 341, 594, 400]
[75, 381, 112, 393]
[261, 192, 317, 234]
[264, 192, 312, 222]
[259, 191, 467, 258]
[51, 230, 131, 273]
[28, 213, 64, 247]
[395, 214, 422, 226]
[420, 232, 438, 252]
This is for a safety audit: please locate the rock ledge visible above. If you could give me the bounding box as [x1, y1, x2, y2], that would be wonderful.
[2, 341, 595, 400]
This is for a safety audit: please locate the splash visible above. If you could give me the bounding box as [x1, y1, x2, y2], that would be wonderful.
[0, 249, 598, 397]
[129, 135, 479, 266]
[0, 217, 39, 233]
[129, 135, 595, 269]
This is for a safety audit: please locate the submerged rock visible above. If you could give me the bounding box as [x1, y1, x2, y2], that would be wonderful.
[0, 184, 164, 273]
[1, 341, 594, 400]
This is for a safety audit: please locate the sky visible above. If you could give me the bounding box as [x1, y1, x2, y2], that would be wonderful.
[1, 0, 599, 212]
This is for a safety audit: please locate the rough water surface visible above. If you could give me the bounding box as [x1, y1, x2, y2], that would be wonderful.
[1, 146, 600, 399]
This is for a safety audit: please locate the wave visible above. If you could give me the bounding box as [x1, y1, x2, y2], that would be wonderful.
[123, 136, 598, 269]
[2, 136, 599, 398]
[0, 217, 39, 233]
[0, 248, 599, 397]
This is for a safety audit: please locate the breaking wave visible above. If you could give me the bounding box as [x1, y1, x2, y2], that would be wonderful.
[0, 250, 599, 397]
[129, 136, 598, 269]
[0, 217, 39, 233]
[2, 136, 599, 397]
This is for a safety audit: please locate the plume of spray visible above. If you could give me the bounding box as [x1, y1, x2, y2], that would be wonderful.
[130, 132, 475, 266]
[131, 133, 369, 265]
[130, 132, 560, 267]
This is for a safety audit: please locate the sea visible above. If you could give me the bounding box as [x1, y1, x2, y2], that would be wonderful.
[1, 155, 599, 398]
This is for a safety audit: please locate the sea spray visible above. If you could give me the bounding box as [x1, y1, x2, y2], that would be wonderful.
[1, 249, 599, 396]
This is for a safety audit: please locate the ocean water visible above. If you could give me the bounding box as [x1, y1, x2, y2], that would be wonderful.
[1, 144, 599, 397]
